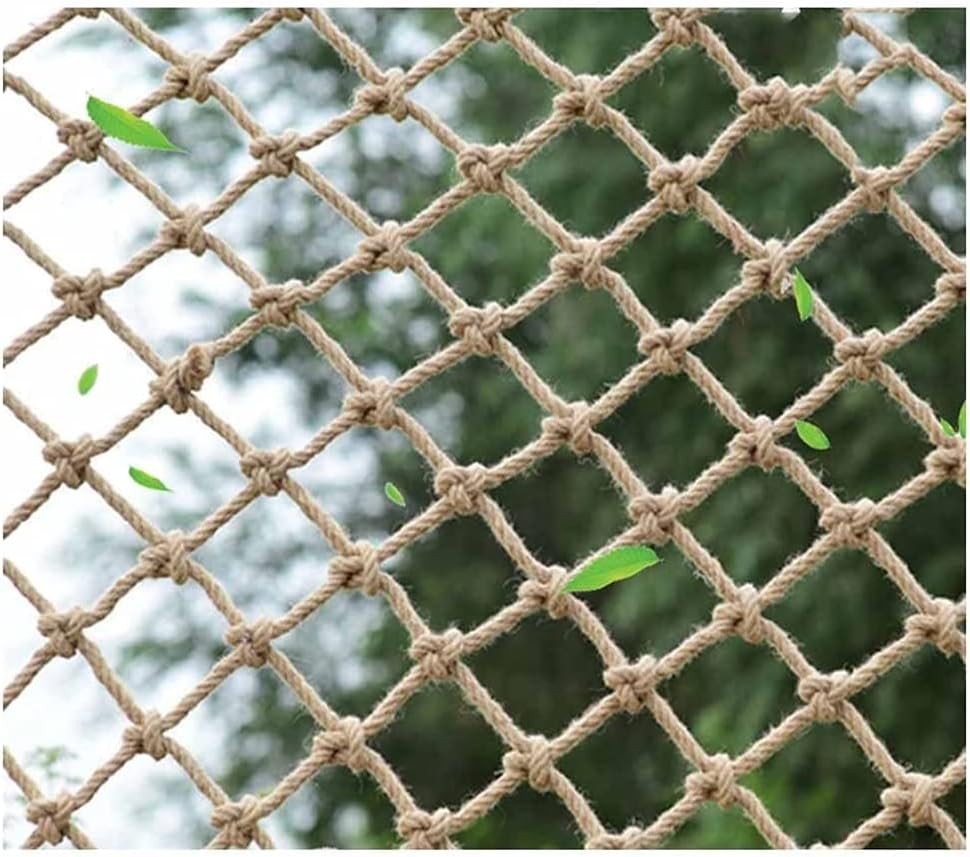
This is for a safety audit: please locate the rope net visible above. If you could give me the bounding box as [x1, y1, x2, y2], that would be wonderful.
[2, 6, 966, 849]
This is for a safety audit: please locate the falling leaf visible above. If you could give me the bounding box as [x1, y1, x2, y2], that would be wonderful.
[563, 545, 661, 593]
[129, 466, 172, 492]
[959, 401, 966, 439]
[792, 269, 814, 322]
[794, 419, 830, 451]
[940, 418, 956, 437]
[77, 364, 98, 395]
[384, 481, 405, 507]
[86, 95, 184, 152]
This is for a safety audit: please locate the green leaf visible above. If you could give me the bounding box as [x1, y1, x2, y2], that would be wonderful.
[794, 419, 830, 451]
[384, 481, 405, 507]
[940, 419, 956, 437]
[959, 401, 966, 439]
[129, 466, 172, 492]
[77, 364, 98, 395]
[792, 269, 814, 322]
[86, 95, 184, 152]
[563, 545, 661, 593]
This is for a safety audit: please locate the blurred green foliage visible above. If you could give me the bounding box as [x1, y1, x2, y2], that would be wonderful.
[83, 8, 963, 848]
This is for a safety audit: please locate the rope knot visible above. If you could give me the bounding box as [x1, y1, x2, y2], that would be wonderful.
[603, 654, 659, 714]
[123, 709, 167, 760]
[550, 238, 611, 290]
[354, 67, 408, 122]
[880, 773, 937, 828]
[211, 795, 262, 847]
[343, 377, 398, 430]
[637, 318, 692, 374]
[457, 143, 512, 193]
[852, 165, 894, 213]
[923, 440, 965, 487]
[685, 754, 737, 808]
[434, 463, 489, 515]
[942, 101, 966, 129]
[249, 130, 302, 177]
[934, 270, 965, 301]
[358, 220, 408, 273]
[37, 607, 89, 658]
[240, 448, 292, 496]
[650, 9, 702, 47]
[150, 344, 213, 413]
[251, 280, 304, 327]
[553, 74, 609, 128]
[712, 584, 766, 644]
[627, 486, 680, 544]
[329, 541, 383, 596]
[738, 76, 809, 128]
[741, 239, 789, 298]
[25, 793, 73, 845]
[42, 434, 95, 489]
[396, 807, 452, 848]
[449, 301, 505, 355]
[160, 204, 208, 256]
[139, 530, 191, 585]
[797, 669, 850, 723]
[455, 8, 510, 42]
[311, 716, 368, 772]
[647, 155, 701, 214]
[834, 328, 886, 381]
[819, 498, 878, 547]
[541, 400, 596, 456]
[225, 618, 275, 668]
[503, 735, 555, 792]
[57, 118, 102, 162]
[409, 628, 464, 681]
[164, 53, 212, 103]
[728, 415, 780, 470]
[517, 566, 570, 619]
[51, 269, 105, 320]
[905, 597, 964, 657]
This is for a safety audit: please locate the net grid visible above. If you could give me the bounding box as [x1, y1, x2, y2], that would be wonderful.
[2, 6, 966, 849]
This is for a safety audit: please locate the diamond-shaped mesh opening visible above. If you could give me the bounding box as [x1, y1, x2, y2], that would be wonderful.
[749, 723, 886, 845]
[691, 294, 832, 417]
[598, 372, 737, 487]
[680, 468, 819, 587]
[455, 784, 584, 848]
[467, 613, 605, 735]
[558, 709, 690, 831]
[764, 547, 907, 670]
[664, 636, 796, 757]
[371, 681, 505, 808]
[613, 46, 739, 158]
[665, 800, 766, 848]
[490, 446, 629, 565]
[504, 283, 640, 402]
[517, 122, 648, 237]
[610, 214, 743, 320]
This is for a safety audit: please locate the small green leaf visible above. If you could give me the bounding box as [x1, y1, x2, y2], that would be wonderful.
[77, 364, 98, 395]
[794, 419, 830, 451]
[940, 419, 956, 437]
[86, 95, 184, 152]
[563, 545, 661, 593]
[959, 401, 966, 439]
[792, 269, 814, 321]
[129, 466, 171, 492]
[384, 481, 405, 507]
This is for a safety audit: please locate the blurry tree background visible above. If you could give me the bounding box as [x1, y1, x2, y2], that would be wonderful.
[41, 7, 966, 848]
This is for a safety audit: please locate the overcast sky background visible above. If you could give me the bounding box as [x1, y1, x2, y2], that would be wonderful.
[1, 5, 951, 849]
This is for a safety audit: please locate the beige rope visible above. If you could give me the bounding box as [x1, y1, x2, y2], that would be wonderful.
[2, 6, 965, 849]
